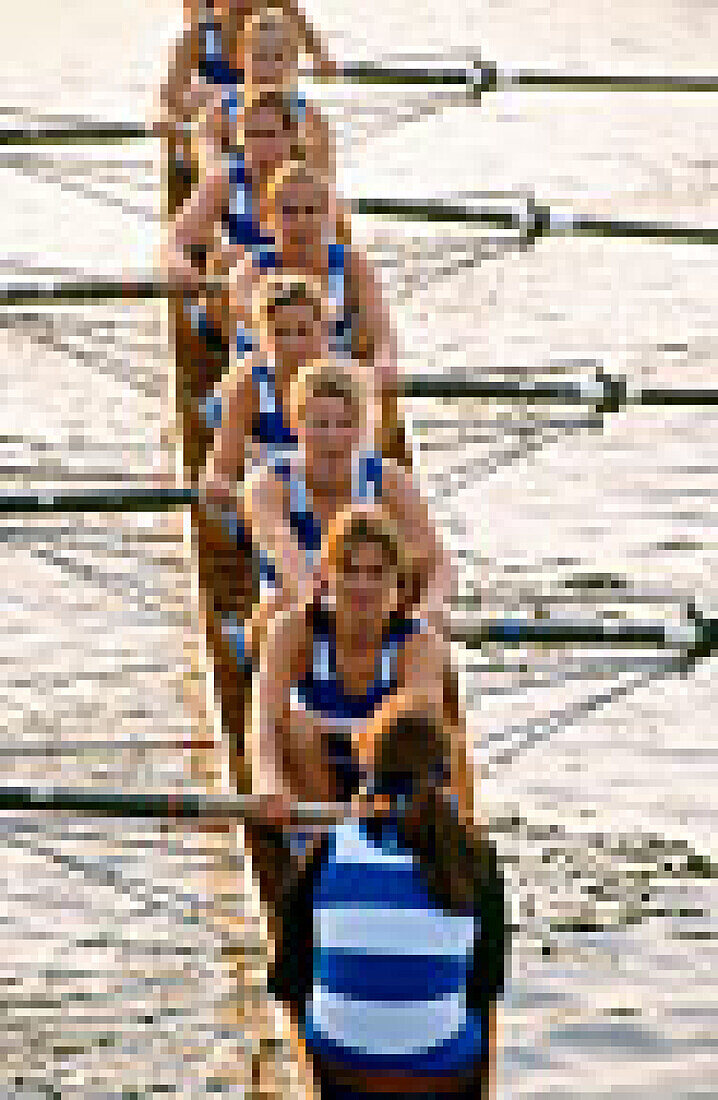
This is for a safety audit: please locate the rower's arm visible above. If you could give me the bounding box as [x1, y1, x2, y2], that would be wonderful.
[171, 165, 229, 261]
[355, 688, 412, 783]
[343, 236, 397, 387]
[204, 355, 254, 500]
[304, 104, 335, 182]
[254, 609, 296, 797]
[243, 468, 315, 643]
[399, 630, 476, 827]
[283, 0, 337, 76]
[385, 464, 454, 641]
[159, 25, 202, 126]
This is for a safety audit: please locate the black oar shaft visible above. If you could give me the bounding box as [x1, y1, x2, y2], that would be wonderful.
[0, 490, 194, 513]
[0, 786, 342, 822]
[0, 280, 223, 305]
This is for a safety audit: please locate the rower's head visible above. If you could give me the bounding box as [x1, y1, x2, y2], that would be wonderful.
[375, 711, 449, 805]
[290, 359, 377, 484]
[377, 711, 485, 918]
[262, 161, 335, 257]
[208, 0, 253, 25]
[243, 6, 299, 91]
[325, 511, 412, 628]
[254, 273, 327, 362]
[241, 90, 305, 178]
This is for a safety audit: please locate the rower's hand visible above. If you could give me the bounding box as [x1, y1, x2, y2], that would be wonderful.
[295, 563, 326, 610]
[150, 116, 170, 140]
[350, 788, 393, 819]
[165, 244, 206, 295]
[252, 792, 296, 830]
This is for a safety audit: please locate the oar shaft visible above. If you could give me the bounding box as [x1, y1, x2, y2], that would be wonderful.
[0, 280, 227, 305]
[0, 489, 195, 513]
[0, 786, 344, 823]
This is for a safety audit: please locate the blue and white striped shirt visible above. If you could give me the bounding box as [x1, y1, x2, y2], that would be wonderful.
[305, 813, 482, 1077]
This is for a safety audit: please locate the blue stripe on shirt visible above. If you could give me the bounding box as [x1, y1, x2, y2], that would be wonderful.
[315, 861, 432, 909]
[306, 816, 481, 1076]
[318, 953, 469, 1003]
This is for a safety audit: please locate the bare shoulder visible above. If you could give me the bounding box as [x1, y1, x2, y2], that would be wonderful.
[264, 603, 308, 679]
[219, 350, 252, 404]
[402, 616, 447, 678]
[245, 461, 274, 499]
[382, 459, 425, 523]
[245, 461, 285, 520]
[380, 457, 405, 501]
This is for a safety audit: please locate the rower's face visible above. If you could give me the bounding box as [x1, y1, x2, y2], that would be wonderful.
[271, 299, 324, 360]
[302, 394, 358, 477]
[337, 540, 398, 621]
[278, 177, 330, 254]
[246, 18, 298, 87]
[214, 0, 250, 21]
[244, 105, 294, 173]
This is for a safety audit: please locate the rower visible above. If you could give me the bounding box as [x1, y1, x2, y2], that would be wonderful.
[167, 87, 333, 478]
[242, 357, 451, 659]
[271, 711, 506, 1098]
[199, 274, 328, 783]
[262, 160, 410, 465]
[160, 0, 332, 214]
[251, 510, 474, 846]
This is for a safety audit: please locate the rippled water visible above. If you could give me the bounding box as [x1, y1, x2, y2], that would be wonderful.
[0, 0, 716, 1095]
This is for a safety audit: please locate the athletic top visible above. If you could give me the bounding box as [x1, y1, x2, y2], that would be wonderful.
[251, 238, 350, 352]
[225, 148, 277, 258]
[250, 353, 297, 460]
[326, 241, 351, 355]
[199, 21, 243, 87]
[292, 602, 422, 801]
[200, 344, 296, 467]
[305, 812, 482, 1081]
[270, 449, 384, 567]
[235, 221, 348, 349]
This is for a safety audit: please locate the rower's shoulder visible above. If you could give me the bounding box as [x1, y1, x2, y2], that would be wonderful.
[401, 615, 445, 673]
[265, 601, 309, 673]
[245, 458, 289, 508]
[373, 455, 410, 507]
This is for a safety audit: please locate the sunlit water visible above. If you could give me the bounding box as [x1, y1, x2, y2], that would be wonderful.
[0, 1, 715, 1095]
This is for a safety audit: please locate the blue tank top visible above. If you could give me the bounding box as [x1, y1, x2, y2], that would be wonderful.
[326, 241, 352, 354]
[306, 812, 481, 1079]
[271, 450, 384, 563]
[240, 238, 349, 353]
[200, 346, 295, 461]
[294, 608, 418, 723]
[292, 604, 422, 799]
[249, 356, 297, 459]
[199, 21, 243, 87]
[225, 149, 277, 258]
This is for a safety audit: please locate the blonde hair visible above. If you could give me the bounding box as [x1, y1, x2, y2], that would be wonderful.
[260, 159, 327, 233]
[289, 357, 370, 431]
[242, 84, 295, 118]
[323, 508, 414, 595]
[250, 269, 325, 334]
[242, 4, 297, 52]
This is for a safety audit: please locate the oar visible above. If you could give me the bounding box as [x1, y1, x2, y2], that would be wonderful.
[0, 786, 345, 824]
[2, 65, 717, 147]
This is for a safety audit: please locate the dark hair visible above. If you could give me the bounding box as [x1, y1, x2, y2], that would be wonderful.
[270, 713, 509, 1029]
[376, 715, 509, 1038]
[374, 712, 482, 915]
[306, 367, 357, 412]
[341, 516, 401, 572]
[245, 89, 296, 131]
